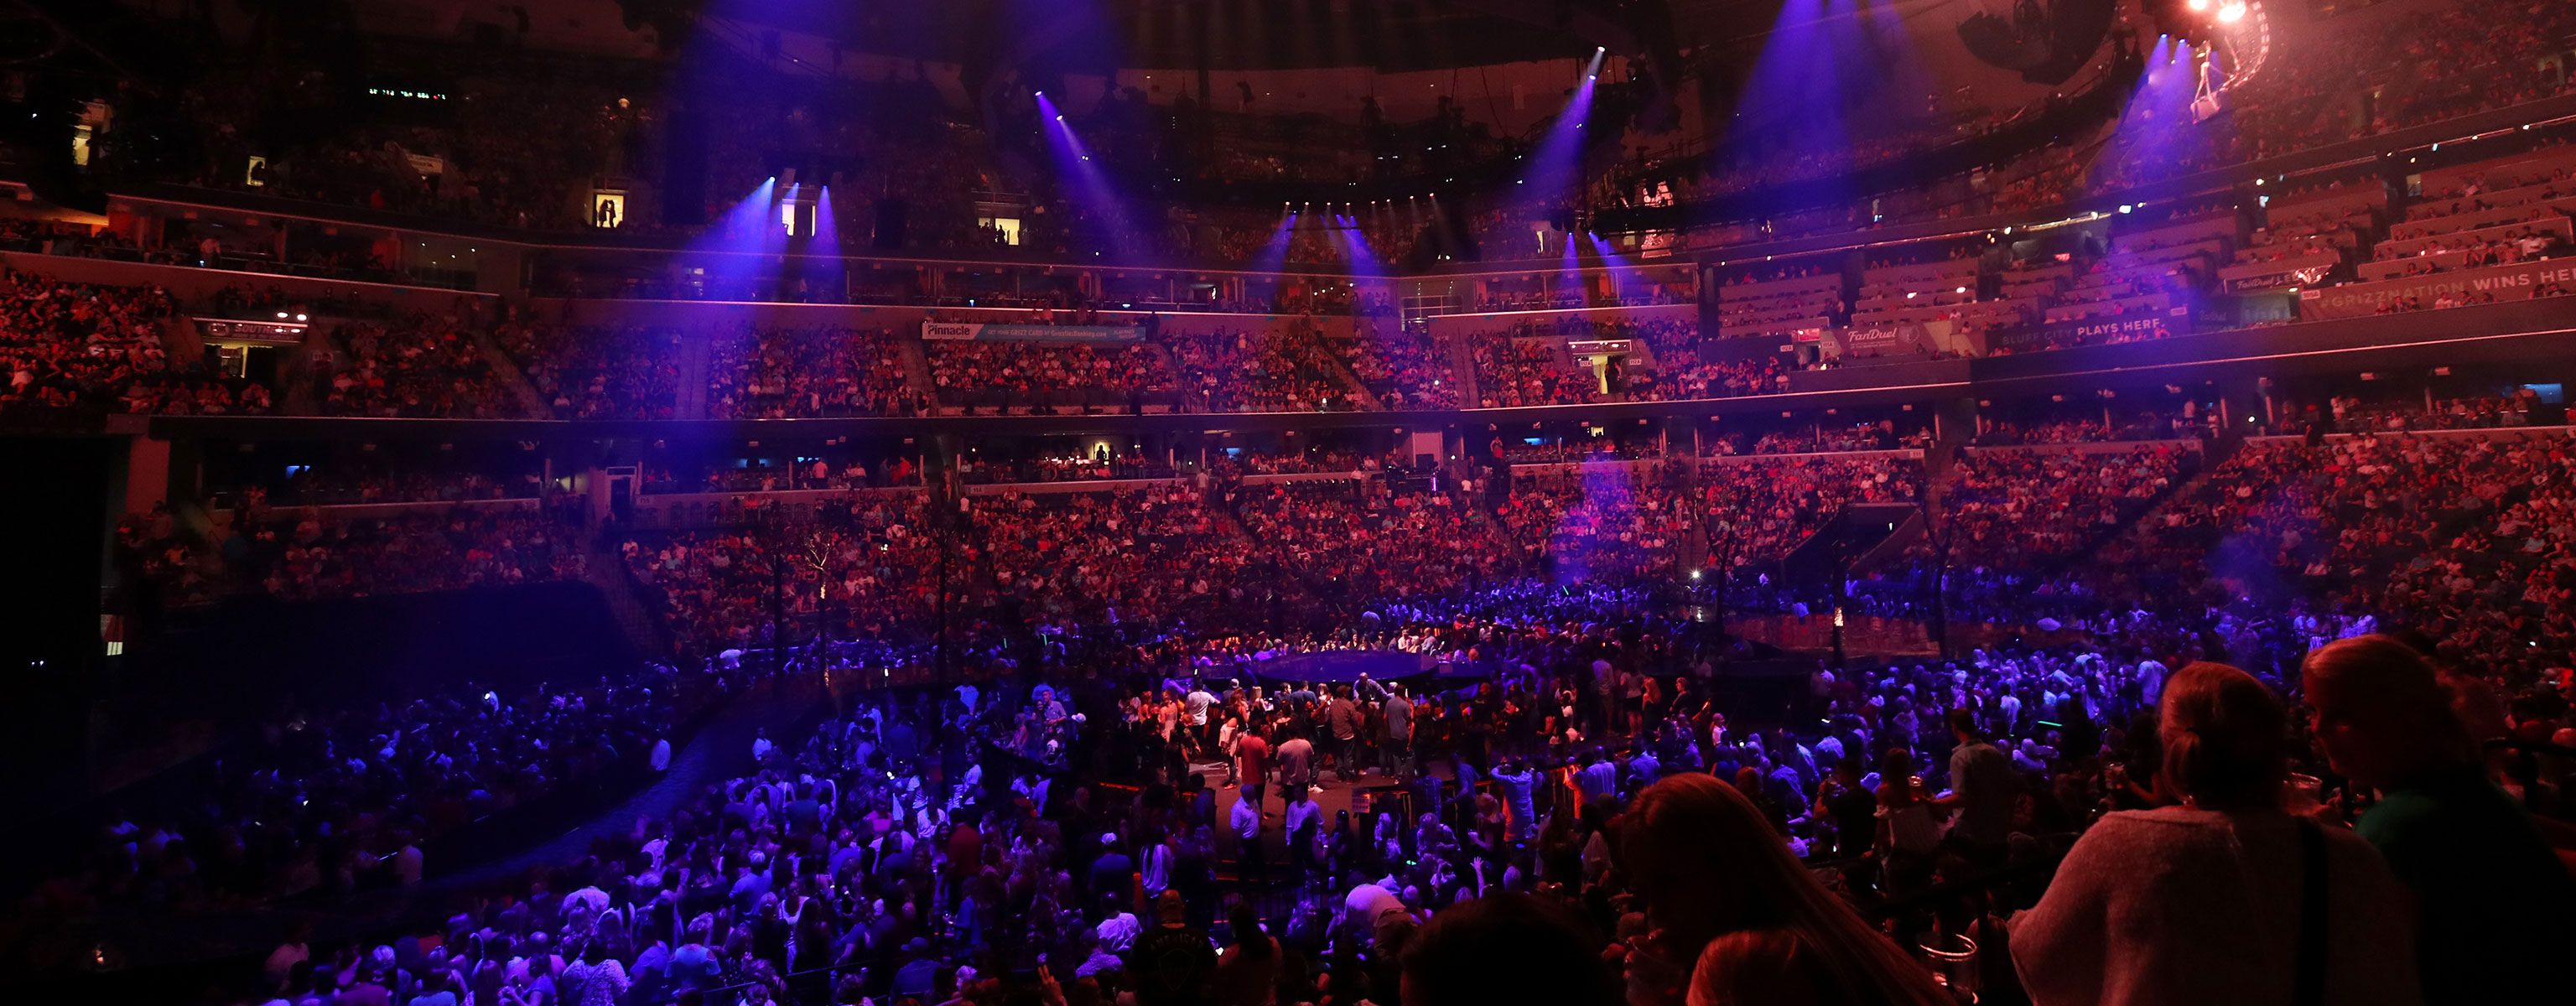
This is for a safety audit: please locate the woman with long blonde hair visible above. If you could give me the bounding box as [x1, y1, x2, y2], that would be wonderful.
[1616, 774, 1950, 1006]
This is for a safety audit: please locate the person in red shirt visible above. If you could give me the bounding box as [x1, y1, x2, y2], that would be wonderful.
[1233, 730, 1270, 805]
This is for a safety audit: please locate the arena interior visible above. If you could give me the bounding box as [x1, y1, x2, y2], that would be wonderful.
[1, 0, 2573, 1003]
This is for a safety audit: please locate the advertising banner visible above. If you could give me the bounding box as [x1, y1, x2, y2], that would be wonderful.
[2298, 259, 2576, 320]
[1826, 321, 1977, 361]
[1984, 309, 2189, 355]
[921, 322, 1144, 343]
[1826, 323, 1924, 360]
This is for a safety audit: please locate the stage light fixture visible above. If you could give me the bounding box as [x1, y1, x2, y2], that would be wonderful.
[2185, 0, 2209, 10]
[2216, 2, 2246, 22]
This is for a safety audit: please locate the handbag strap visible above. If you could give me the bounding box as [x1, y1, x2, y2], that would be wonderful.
[2294, 817, 2329, 1006]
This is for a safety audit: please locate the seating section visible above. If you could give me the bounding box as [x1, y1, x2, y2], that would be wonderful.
[1234, 480, 1527, 595]
[2270, 389, 2554, 433]
[2098, 432, 2570, 612]
[1715, 268, 1841, 341]
[1167, 322, 1363, 412]
[974, 483, 1250, 625]
[2044, 206, 2232, 326]
[496, 321, 684, 420]
[1466, 329, 1600, 407]
[927, 339, 1175, 411]
[318, 318, 525, 418]
[1701, 454, 1924, 563]
[1940, 443, 2199, 568]
[1343, 327, 1461, 409]
[0, 270, 274, 418]
[143, 506, 585, 607]
[1498, 467, 1696, 583]
[2359, 146, 2576, 281]
[709, 325, 921, 418]
[626, 494, 937, 655]
[2223, 182, 2386, 292]
[1844, 253, 2016, 359]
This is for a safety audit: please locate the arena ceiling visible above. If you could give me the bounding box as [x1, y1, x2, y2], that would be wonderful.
[630, 0, 1768, 72]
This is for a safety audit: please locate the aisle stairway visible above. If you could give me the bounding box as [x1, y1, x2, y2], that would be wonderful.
[2058, 433, 2241, 570]
[157, 317, 204, 365]
[1919, 438, 1963, 509]
[278, 324, 330, 414]
[585, 538, 671, 660]
[475, 329, 553, 417]
[674, 333, 714, 419]
[1442, 332, 1483, 407]
[1852, 510, 1926, 572]
[1310, 320, 1381, 409]
[896, 334, 937, 407]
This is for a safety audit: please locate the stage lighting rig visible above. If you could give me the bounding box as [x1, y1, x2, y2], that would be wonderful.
[2142, 0, 2272, 93]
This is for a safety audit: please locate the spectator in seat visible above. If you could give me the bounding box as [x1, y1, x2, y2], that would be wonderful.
[1934, 707, 2018, 863]
[2011, 661, 2419, 1006]
[1130, 889, 1217, 1006]
[2303, 635, 2576, 1006]
[1614, 774, 1947, 1006]
[1400, 893, 1613, 1006]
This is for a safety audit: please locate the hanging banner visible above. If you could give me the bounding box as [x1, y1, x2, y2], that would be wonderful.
[1984, 309, 2189, 355]
[922, 321, 1145, 343]
[1830, 323, 1930, 359]
[2298, 259, 2576, 320]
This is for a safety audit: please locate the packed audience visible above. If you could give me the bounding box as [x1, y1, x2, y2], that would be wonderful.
[709, 326, 924, 419]
[40, 407, 2576, 1006]
[1341, 329, 1459, 410]
[498, 321, 686, 421]
[1167, 324, 1363, 413]
[316, 318, 525, 420]
[130, 506, 587, 608]
[927, 340, 1174, 407]
[31, 8, 2576, 1003]
[1467, 332, 1601, 408]
[27, 670, 699, 918]
[0, 270, 273, 420]
[1936, 444, 2200, 568]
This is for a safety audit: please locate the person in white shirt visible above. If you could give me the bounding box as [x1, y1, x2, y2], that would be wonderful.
[1138, 832, 1173, 898]
[1230, 790, 1266, 879]
[1183, 687, 1217, 758]
[1094, 902, 1142, 952]
[563, 884, 611, 918]
[1281, 786, 1323, 880]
